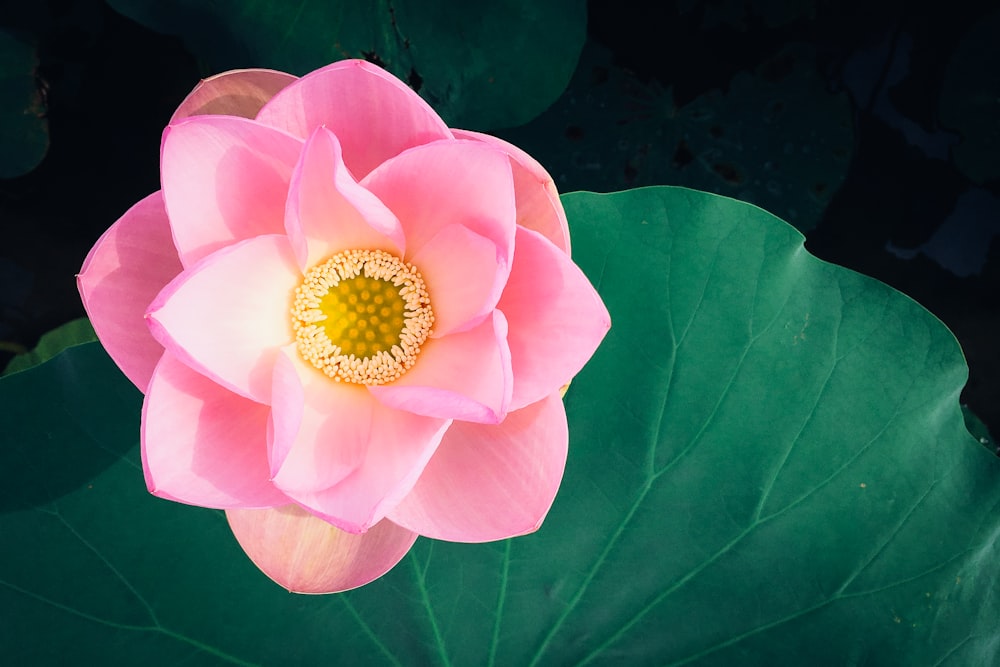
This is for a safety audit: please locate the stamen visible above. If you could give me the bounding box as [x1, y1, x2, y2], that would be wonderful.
[291, 249, 433, 385]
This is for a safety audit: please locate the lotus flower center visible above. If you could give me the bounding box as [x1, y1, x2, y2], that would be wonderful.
[291, 249, 433, 385]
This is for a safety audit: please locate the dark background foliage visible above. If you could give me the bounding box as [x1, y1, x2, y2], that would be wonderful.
[1, 0, 997, 438]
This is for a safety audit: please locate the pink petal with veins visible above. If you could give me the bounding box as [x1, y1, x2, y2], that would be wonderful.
[256, 59, 452, 179]
[408, 224, 502, 337]
[146, 235, 300, 404]
[78, 192, 182, 392]
[286, 126, 405, 269]
[270, 348, 450, 533]
[142, 351, 289, 508]
[361, 140, 516, 283]
[390, 392, 568, 541]
[227, 505, 417, 593]
[161, 115, 303, 266]
[500, 226, 611, 410]
[370, 311, 512, 424]
[453, 128, 570, 254]
[171, 69, 297, 122]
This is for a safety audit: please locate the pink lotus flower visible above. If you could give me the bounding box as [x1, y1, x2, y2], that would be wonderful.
[78, 60, 610, 593]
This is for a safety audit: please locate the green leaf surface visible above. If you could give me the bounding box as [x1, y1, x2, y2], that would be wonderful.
[0, 28, 49, 178]
[2, 187, 998, 665]
[2, 317, 95, 376]
[102, 0, 585, 130]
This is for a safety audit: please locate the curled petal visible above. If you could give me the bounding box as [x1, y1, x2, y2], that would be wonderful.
[161, 115, 303, 266]
[361, 140, 516, 284]
[142, 351, 288, 508]
[146, 235, 300, 404]
[171, 69, 297, 122]
[500, 227, 611, 410]
[370, 311, 512, 424]
[453, 129, 570, 254]
[271, 347, 451, 532]
[390, 392, 568, 541]
[77, 192, 182, 392]
[256, 59, 452, 179]
[227, 505, 417, 594]
[286, 127, 405, 270]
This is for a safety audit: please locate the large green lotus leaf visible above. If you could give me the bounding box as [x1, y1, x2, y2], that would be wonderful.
[0, 28, 49, 178]
[102, 0, 584, 130]
[2, 187, 998, 665]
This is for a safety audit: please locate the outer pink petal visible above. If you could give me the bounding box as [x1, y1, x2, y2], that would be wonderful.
[453, 129, 571, 254]
[77, 192, 182, 392]
[408, 224, 502, 337]
[161, 115, 304, 266]
[171, 69, 297, 122]
[271, 347, 451, 533]
[389, 392, 568, 541]
[146, 235, 300, 404]
[141, 351, 289, 508]
[500, 227, 611, 410]
[361, 140, 516, 283]
[227, 505, 416, 594]
[370, 311, 512, 424]
[286, 127, 405, 270]
[256, 59, 452, 179]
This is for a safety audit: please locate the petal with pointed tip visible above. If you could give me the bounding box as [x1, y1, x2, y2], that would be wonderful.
[271, 348, 450, 532]
[146, 235, 299, 404]
[141, 351, 289, 508]
[77, 192, 181, 392]
[256, 59, 452, 179]
[286, 127, 405, 270]
[227, 505, 417, 593]
[390, 392, 567, 541]
[361, 140, 516, 279]
[171, 69, 297, 122]
[501, 226, 611, 409]
[370, 311, 512, 424]
[161, 115, 303, 266]
[409, 224, 501, 337]
[453, 129, 571, 254]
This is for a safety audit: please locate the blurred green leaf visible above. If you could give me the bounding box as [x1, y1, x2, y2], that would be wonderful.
[3, 317, 96, 376]
[940, 8, 1000, 184]
[498, 42, 854, 232]
[2, 188, 997, 664]
[102, 0, 585, 130]
[0, 28, 49, 178]
[675, 0, 817, 29]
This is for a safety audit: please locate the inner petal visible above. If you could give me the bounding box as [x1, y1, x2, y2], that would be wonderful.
[291, 249, 433, 385]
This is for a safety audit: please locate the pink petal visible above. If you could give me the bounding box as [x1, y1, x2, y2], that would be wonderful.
[146, 235, 300, 404]
[453, 129, 571, 254]
[408, 224, 502, 337]
[389, 392, 568, 541]
[77, 192, 182, 392]
[361, 140, 516, 284]
[141, 351, 289, 508]
[500, 227, 611, 410]
[161, 115, 304, 266]
[286, 127, 405, 270]
[270, 347, 451, 533]
[255, 59, 452, 179]
[227, 505, 417, 593]
[171, 69, 297, 122]
[370, 311, 512, 424]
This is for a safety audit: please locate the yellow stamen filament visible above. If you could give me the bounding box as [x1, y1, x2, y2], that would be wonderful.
[291, 249, 433, 385]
